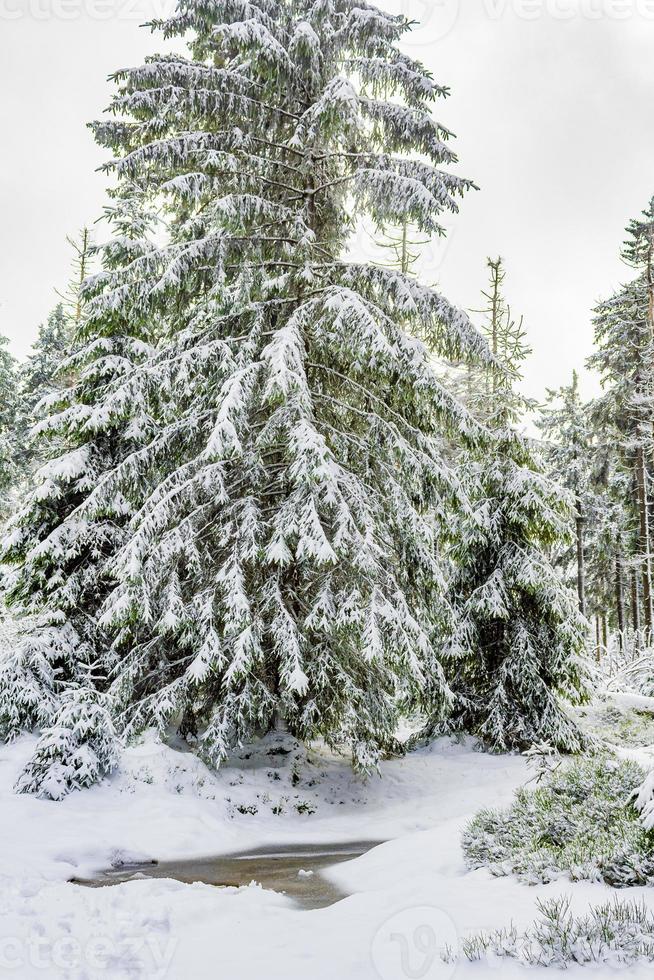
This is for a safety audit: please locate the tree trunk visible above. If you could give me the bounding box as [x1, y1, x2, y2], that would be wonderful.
[400, 221, 409, 276]
[645, 230, 654, 642]
[575, 498, 586, 616]
[632, 566, 642, 650]
[636, 446, 653, 640]
[647, 232, 654, 342]
[615, 549, 625, 650]
[595, 616, 602, 662]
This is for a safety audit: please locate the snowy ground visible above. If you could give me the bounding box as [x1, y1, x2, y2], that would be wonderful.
[3, 704, 654, 979]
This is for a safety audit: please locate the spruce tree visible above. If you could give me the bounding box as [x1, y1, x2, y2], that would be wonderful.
[4, 0, 494, 784]
[539, 372, 593, 617]
[13, 231, 95, 477]
[443, 258, 588, 752]
[0, 202, 158, 756]
[622, 198, 654, 643]
[0, 333, 19, 520]
[57, 228, 94, 330]
[15, 688, 119, 800]
[373, 219, 431, 276]
[14, 304, 72, 475]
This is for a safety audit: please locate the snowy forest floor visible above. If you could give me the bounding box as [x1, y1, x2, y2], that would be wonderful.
[3, 695, 654, 979]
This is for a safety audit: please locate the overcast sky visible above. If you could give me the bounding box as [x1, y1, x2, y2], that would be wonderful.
[1, 0, 653, 403]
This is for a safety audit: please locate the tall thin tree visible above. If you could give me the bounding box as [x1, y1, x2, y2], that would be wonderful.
[442, 258, 588, 752]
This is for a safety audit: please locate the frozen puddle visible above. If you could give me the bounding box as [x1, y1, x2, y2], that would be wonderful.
[72, 840, 383, 909]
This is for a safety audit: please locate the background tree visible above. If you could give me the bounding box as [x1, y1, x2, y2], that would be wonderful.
[11, 231, 93, 479]
[56, 228, 93, 330]
[0, 196, 158, 766]
[443, 257, 588, 751]
[14, 304, 71, 476]
[372, 218, 431, 276]
[539, 375, 634, 658]
[0, 333, 20, 520]
[588, 200, 654, 648]
[539, 372, 593, 617]
[536, 199, 654, 663]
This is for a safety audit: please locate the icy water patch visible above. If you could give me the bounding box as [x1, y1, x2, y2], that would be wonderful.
[72, 840, 383, 909]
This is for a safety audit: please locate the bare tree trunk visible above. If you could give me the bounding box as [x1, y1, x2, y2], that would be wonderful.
[615, 549, 625, 650]
[645, 230, 654, 642]
[400, 221, 409, 276]
[647, 232, 654, 342]
[636, 446, 654, 640]
[595, 616, 602, 662]
[575, 498, 586, 616]
[74, 227, 91, 327]
[632, 566, 642, 650]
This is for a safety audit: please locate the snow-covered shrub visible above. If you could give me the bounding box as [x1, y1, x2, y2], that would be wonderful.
[575, 691, 654, 748]
[462, 896, 654, 968]
[463, 755, 654, 886]
[15, 687, 120, 800]
[601, 633, 654, 696]
[633, 767, 654, 833]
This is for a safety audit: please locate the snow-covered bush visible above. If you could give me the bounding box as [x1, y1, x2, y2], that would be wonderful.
[575, 691, 654, 748]
[463, 755, 654, 886]
[601, 632, 654, 696]
[633, 767, 654, 833]
[462, 895, 654, 968]
[15, 687, 120, 800]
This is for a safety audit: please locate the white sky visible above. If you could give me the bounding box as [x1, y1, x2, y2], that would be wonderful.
[1, 0, 654, 403]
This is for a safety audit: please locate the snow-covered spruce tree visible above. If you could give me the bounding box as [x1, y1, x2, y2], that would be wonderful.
[13, 304, 72, 476]
[12, 233, 94, 478]
[0, 332, 20, 521]
[57, 228, 94, 330]
[0, 200, 158, 763]
[539, 372, 593, 617]
[611, 198, 654, 823]
[15, 687, 119, 800]
[63, 0, 495, 773]
[440, 258, 588, 752]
